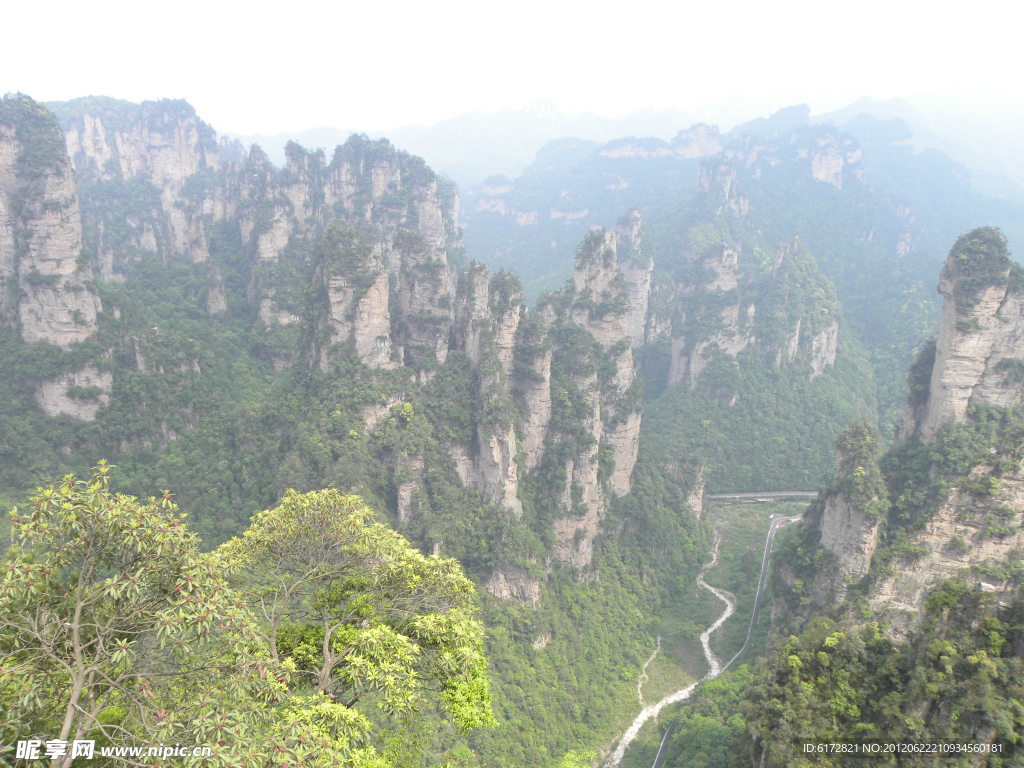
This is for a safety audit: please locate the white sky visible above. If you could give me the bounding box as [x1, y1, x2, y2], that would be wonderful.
[3, 0, 1019, 134]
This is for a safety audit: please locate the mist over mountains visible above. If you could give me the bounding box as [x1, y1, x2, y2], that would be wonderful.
[224, 94, 1024, 199]
[5, 86, 1024, 766]
[225, 102, 703, 186]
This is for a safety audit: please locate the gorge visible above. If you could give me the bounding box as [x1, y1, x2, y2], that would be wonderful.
[3, 90, 1024, 767]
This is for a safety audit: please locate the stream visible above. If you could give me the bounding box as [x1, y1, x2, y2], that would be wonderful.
[604, 532, 734, 768]
[604, 514, 801, 768]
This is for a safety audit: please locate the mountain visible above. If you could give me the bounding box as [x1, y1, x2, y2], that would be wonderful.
[1, 93, 716, 765]
[629, 229, 1024, 767]
[464, 104, 1024, 447]
[0, 96, 102, 351]
[225, 101, 706, 187]
[787, 228, 1024, 627]
[817, 94, 1024, 200]
[9, 90, 1024, 766]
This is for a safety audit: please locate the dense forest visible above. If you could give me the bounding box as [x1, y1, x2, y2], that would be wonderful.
[3, 91, 1024, 767]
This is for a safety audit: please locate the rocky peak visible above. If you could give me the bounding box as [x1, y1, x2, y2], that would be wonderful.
[545, 222, 647, 566]
[446, 221, 647, 572]
[570, 225, 650, 355]
[241, 137, 461, 369]
[52, 97, 220, 267]
[664, 226, 839, 393]
[455, 263, 493, 367]
[809, 133, 863, 189]
[455, 266, 523, 374]
[671, 123, 723, 159]
[323, 137, 457, 366]
[903, 228, 1024, 442]
[791, 230, 1024, 639]
[763, 238, 840, 378]
[615, 209, 654, 348]
[446, 265, 525, 517]
[0, 95, 100, 350]
[57, 98, 218, 186]
[698, 160, 749, 217]
[867, 455, 1024, 639]
[318, 225, 394, 369]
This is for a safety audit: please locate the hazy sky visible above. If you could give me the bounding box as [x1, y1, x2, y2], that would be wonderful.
[3, 0, 1019, 134]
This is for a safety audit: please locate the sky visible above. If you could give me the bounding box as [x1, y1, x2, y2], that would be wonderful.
[3, 0, 1021, 135]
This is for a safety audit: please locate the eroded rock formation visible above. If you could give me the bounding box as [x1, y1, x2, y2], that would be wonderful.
[15, 95, 653, 607]
[1, 96, 101, 351]
[904, 228, 1024, 442]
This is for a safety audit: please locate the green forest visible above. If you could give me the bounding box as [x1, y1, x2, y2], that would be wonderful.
[3, 90, 1024, 768]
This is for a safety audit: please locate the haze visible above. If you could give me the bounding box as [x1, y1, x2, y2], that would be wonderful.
[4, 0, 1021, 136]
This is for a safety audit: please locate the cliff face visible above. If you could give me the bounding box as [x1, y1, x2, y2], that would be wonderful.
[451, 265, 524, 517]
[665, 238, 754, 389]
[792, 229, 1024, 637]
[9, 95, 651, 609]
[569, 224, 647, 497]
[237, 138, 459, 369]
[868, 460, 1024, 639]
[805, 425, 888, 608]
[1, 96, 101, 350]
[444, 223, 647, 576]
[234, 136, 646, 577]
[904, 228, 1024, 442]
[53, 101, 460, 366]
[447, 223, 647, 575]
[319, 229, 394, 369]
[0, 96, 107, 423]
[657, 212, 840, 393]
[543, 226, 648, 566]
[862, 229, 1024, 634]
[53, 98, 221, 273]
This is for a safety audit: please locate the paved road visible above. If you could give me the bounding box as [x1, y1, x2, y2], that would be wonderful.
[606, 534, 735, 768]
[647, 513, 802, 768]
[706, 491, 817, 500]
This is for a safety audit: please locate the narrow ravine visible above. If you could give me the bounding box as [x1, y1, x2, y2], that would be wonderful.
[604, 532, 734, 768]
[605, 513, 802, 768]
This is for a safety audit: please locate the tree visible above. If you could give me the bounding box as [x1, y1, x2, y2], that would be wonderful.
[557, 749, 597, 767]
[215, 488, 496, 756]
[0, 463, 282, 767]
[1, 467, 495, 767]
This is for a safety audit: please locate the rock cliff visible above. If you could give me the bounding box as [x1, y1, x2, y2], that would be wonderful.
[448, 222, 647, 572]
[868, 459, 1024, 639]
[51, 100, 461, 365]
[812, 425, 887, 603]
[451, 265, 524, 517]
[903, 228, 1024, 442]
[445, 222, 648, 574]
[52, 97, 221, 272]
[862, 228, 1024, 634]
[543, 226, 648, 566]
[1, 95, 101, 350]
[9, 95, 652, 608]
[238, 137, 459, 369]
[791, 229, 1024, 637]
[660, 219, 839, 392]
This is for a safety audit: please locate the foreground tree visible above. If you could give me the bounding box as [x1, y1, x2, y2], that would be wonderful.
[1, 466, 494, 766]
[0, 463, 288, 766]
[215, 488, 496, 758]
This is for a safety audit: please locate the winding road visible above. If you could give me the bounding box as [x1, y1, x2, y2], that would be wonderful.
[604, 513, 801, 768]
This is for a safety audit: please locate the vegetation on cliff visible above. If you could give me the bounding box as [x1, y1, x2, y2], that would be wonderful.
[6, 90, 1024, 768]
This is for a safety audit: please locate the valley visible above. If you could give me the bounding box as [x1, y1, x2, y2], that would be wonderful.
[2, 89, 1024, 767]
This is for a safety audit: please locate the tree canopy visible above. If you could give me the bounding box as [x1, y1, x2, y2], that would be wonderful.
[0, 465, 494, 766]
